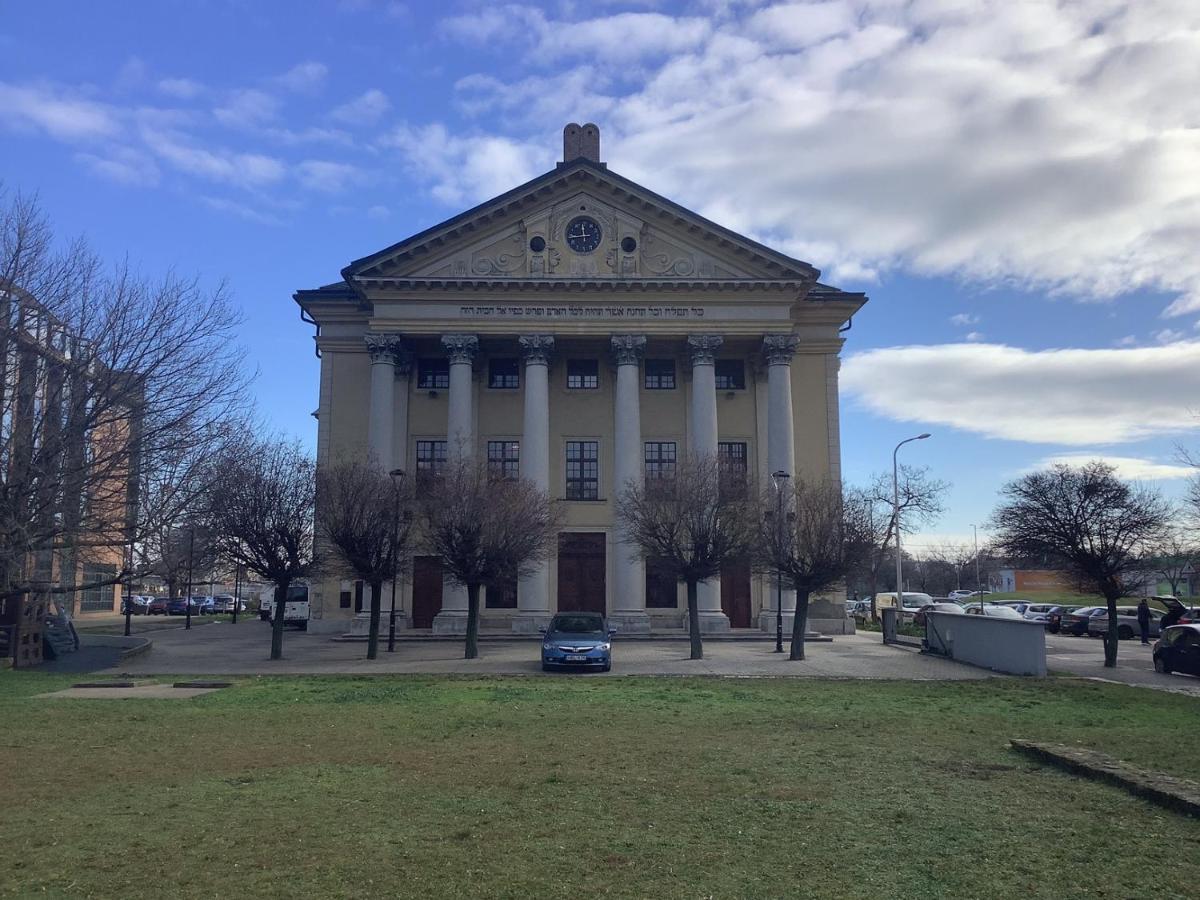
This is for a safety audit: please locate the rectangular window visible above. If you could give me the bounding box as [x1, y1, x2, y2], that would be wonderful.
[487, 440, 520, 480]
[718, 441, 749, 496]
[417, 358, 449, 389]
[485, 577, 518, 608]
[567, 359, 599, 390]
[339, 589, 352, 609]
[714, 360, 745, 390]
[644, 359, 676, 390]
[646, 557, 678, 608]
[488, 358, 520, 389]
[415, 440, 447, 477]
[79, 563, 117, 611]
[565, 441, 599, 500]
[644, 441, 677, 480]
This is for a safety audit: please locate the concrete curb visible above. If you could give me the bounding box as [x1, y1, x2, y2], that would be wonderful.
[1011, 739, 1200, 818]
[330, 633, 836, 644]
[119, 638, 153, 661]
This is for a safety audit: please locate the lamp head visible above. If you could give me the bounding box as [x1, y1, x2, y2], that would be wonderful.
[388, 468, 405, 479]
[917, 433, 931, 440]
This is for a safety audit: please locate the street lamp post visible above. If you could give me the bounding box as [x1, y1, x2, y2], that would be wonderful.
[387, 469, 405, 653]
[185, 526, 195, 631]
[971, 524, 983, 612]
[771, 470, 790, 654]
[892, 434, 931, 625]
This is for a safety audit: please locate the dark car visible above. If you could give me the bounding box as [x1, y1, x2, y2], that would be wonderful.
[540, 612, 615, 672]
[166, 597, 196, 616]
[1059, 606, 1104, 636]
[1044, 606, 1080, 634]
[147, 597, 169, 616]
[1153, 625, 1200, 677]
[193, 596, 215, 615]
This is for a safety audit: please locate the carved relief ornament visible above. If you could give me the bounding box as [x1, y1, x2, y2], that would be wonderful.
[610, 334, 646, 366]
[364, 333, 405, 363]
[687, 334, 724, 366]
[440, 334, 479, 365]
[518, 334, 555, 365]
[762, 334, 801, 366]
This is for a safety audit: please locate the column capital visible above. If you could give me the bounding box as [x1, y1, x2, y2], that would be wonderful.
[518, 334, 555, 365]
[441, 333, 479, 365]
[393, 350, 414, 378]
[687, 334, 723, 367]
[610, 334, 646, 366]
[762, 334, 801, 366]
[364, 333, 405, 363]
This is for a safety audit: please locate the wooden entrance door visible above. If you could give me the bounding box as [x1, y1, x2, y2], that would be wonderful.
[556, 533, 606, 614]
[721, 558, 753, 628]
[411, 556, 444, 629]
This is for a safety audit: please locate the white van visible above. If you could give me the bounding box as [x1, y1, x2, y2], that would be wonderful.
[871, 592, 934, 620]
[262, 582, 310, 631]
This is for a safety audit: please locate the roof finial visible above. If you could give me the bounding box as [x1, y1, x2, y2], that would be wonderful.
[562, 122, 600, 163]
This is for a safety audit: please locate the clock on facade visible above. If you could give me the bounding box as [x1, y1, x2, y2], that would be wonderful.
[565, 216, 602, 253]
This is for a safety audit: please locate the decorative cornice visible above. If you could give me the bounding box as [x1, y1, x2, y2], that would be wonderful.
[518, 334, 555, 365]
[610, 334, 646, 366]
[687, 334, 724, 366]
[440, 333, 479, 365]
[762, 334, 801, 366]
[364, 333, 405, 363]
[350, 276, 812, 294]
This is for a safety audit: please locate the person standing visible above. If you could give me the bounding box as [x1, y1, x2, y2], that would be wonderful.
[1136, 598, 1151, 645]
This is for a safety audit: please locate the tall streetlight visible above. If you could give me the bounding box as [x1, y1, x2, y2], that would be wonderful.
[771, 470, 790, 654]
[893, 434, 931, 623]
[970, 523, 983, 612]
[387, 468, 405, 653]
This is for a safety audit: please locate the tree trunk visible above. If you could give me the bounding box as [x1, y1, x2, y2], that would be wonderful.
[270, 580, 288, 661]
[790, 588, 811, 661]
[366, 579, 382, 660]
[465, 582, 481, 659]
[167, 577, 177, 600]
[1103, 594, 1120, 668]
[686, 579, 703, 660]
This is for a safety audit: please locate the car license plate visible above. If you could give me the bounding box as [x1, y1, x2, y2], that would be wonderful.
[566, 654, 588, 662]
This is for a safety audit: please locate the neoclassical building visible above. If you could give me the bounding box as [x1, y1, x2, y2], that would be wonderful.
[295, 124, 865, 635]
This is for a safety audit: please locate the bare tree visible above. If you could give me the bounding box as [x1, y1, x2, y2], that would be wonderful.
[846, 466, 948, 618]
[616, 455, 759, 660]
[417, 459, 558, 659]
[1143, 530, 1197, 598]
[207, 437, 315, 660]
[990, 461, 1170, 667]
[0, 191, 247, 639]
[757, 477, 869, 660]
[316, 457, 415, 659]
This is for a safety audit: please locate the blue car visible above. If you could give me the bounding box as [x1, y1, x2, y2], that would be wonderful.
[540, 612, 615, 672]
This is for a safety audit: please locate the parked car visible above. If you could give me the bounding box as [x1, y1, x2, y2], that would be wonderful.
[1043, 606, 1080, 634]
[913, 602, 966, 626]
[1153, 625, 1200, 676]
[166, 596, 192, 616]
[871, 592, 934, 621]
[1058, 606, 1105, 636]
[1020, 603, 1059, 623]
[147, 597, 169, 615]
[540, 612, 615, 672]
[261, 583, 310, 630]
[963, 604, 1024, 619]
[211, 595, 245, 613]
[1087, 606, 1164, 640]
[193, 596, 216, 615]
[996, 601, 1031, 615]
[947, 590, 975, 602]
[120, 594, 153, 615]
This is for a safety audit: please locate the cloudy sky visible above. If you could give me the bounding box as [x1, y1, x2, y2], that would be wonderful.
[3, 0, 1198, 550]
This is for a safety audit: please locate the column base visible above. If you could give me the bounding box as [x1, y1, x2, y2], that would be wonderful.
[347, 611, 406, 636]
[697, 611, 730, 633]
[759, 611, 795, 634]
[432, 610, 469, 635]
[608, 611, 652, 634]
[511, 613, 553, 634]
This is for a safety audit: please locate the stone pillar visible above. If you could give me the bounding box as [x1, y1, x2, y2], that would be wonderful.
[610, 335, 651, 633]
[364, 334, 402, 468]
[388, 353, 413, 626]
[433, 333, 478, 634]
[686, 334, 729, 633]
[514, 335, 554, 633]
[760, 334, 800, 632]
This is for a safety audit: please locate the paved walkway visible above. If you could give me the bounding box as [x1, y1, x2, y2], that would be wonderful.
[96, 618, 992, 679]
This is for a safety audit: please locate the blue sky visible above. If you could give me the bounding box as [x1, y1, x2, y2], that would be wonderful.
[3, 0, 1198, 553]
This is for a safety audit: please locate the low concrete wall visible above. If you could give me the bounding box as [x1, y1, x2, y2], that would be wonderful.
[925, 612, 1047, 676]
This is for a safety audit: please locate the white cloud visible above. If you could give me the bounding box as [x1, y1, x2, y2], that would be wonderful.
[140, 127, 286, 188]
[1155, 328, 1186, 344]
[0, 82, 118, 140]
[275, 62, 328, 93]
[213, 89, 280, 128]
[841, 340, 1200, 445]
[1031, 454, 1195, 482]
[158, 78, 205, 99]
[296, 159, 361, 192]
[199, 195, 285, 226]
[964, 331, 984, 342]
[74, 147, 161, 187]
[367, 204, 390, 219]
[330, 89, 390, 124]
[1115, 335, 1138, 347]
[950, 313, 980, 326]
[441, 1, 1200, 316]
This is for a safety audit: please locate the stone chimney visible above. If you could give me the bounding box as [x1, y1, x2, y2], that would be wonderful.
[562, 122, 601, 164]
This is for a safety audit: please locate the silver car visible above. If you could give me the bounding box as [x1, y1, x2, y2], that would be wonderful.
[1087, 606, 1163, 640]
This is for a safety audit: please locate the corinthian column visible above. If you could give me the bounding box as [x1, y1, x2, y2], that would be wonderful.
[686, 334, 730, 633]
[434, 333, 478, 634]
[610, 335, 651, 633]
[365, 334, 404, 469]
[760, 333, 800, 632]
[514, 335, 554, 633]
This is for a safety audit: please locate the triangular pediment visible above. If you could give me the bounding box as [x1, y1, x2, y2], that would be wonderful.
[344, 160, 819, 286]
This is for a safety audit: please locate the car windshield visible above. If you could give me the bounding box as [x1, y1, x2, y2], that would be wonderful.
[551, 615, 604, 634]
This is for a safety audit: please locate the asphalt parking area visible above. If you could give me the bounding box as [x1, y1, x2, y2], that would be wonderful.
[1045, 632, 1200, 696]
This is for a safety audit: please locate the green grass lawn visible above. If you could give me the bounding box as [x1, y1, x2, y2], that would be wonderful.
[2, 673, 1198, 899]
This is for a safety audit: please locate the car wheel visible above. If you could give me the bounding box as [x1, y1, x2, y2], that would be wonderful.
[1118, 625, 1133, 640]
[298, 622, 308, 632]
[541, 663, 553, 672]
[602, 662, 611, 673]
[1154, 655, 1171, 675]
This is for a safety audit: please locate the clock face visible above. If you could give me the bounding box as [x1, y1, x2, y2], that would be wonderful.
[565, 216, 602, 253]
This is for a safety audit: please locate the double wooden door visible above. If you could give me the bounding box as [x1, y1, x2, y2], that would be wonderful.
[411, 556, 444, 629]
[556, 533, 606, 614]
[721, 558, 753, 628]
